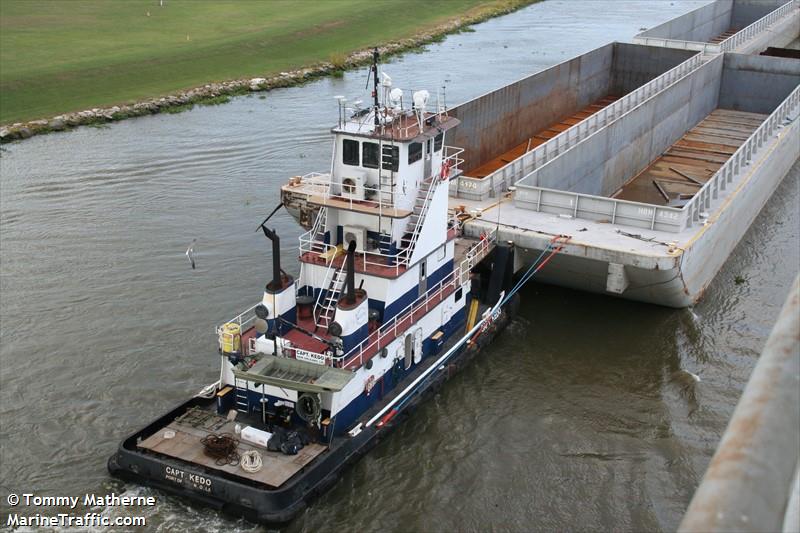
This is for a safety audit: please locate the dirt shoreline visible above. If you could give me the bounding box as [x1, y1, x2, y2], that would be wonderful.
[0, 0, 538, 144]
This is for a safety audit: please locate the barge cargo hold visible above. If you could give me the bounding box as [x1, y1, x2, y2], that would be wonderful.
[481, 53, 799, 307]
[285, 0, 799, 309]
[633, 0, 799, 55]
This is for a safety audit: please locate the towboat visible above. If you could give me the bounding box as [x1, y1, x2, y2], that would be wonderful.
[108, 51, 522, 524]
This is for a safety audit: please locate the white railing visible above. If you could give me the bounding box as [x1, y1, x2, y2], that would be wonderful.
[333, 230, 497, 369]
[633, 0, 799, 55]
[683, 83, 800, 226]
[515, 84, 800, 233]
[214, 302, 261, 335]
[473, 54, 704, 196]
[232, 231, 496, 370]
[298, 146, 465, 274]
[442, 145, 465, 177]
[719, 0, 799, 52]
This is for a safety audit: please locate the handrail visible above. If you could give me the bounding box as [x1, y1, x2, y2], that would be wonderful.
[215, 302, 261, 335]
[234, 230, 496, 368]
[401, 171, 443, 262]
[719, 0, 799, 52]
[682, 83, 800, 226]
[335, 229, 496, 369]
[298, 146, 465, 275]
[515, 68, 800, 233]
[476, 54, 704, 194]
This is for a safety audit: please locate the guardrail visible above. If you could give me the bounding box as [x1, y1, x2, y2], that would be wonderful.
[683, 83, 800, 226]
[514, 72, 800, 233]
[298, 147, 465, 274]
[334, 229, 496, 369]
[215, 302, 261, 336]
[719, 0, 799, 52]
[467, 54, 704, 198]
[679, 276, 799, 532]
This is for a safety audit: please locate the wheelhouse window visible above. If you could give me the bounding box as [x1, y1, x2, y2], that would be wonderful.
[343, 139, 359, 166]
[434, 133, 444, 152]
[363, 142, 380, 169]
[408, 142, 422, 164]
[382, 145, 399, 172]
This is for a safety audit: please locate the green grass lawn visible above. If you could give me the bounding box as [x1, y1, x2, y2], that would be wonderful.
[0, 0, 522, 124]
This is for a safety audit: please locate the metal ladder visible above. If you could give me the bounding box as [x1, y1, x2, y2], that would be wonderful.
[379, 143, 396, 205]
[400, 173, 440, 263]
[234, 377, 249, 413]
[316, 266, 347, 329]
[309, 207, 328, 253]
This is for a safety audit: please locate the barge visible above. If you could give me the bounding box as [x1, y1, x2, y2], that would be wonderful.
[285, 1, 799, 308]
[109, 53, 529, 523]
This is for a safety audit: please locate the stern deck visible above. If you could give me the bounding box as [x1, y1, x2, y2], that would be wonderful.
[138, 409, 327, 489]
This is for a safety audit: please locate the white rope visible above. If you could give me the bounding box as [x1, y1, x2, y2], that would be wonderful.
[240, 450, 263, 473]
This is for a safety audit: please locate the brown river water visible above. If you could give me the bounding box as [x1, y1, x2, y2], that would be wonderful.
[2, 1, 798, 531]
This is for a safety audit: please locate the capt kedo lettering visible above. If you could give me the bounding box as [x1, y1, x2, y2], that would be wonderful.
[165, 466, 212, 492]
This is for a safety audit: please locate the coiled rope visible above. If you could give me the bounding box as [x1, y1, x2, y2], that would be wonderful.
[200, 433, 240, 466]
[240, 450, 263, 473]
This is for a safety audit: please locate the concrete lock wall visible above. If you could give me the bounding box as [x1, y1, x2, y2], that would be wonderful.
[719, 53, 800, 113]
[515, 53, 799, 202]
[446, 43, 696, 175]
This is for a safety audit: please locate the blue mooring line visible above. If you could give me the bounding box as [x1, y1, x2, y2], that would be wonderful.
[390, 240, 559, 414]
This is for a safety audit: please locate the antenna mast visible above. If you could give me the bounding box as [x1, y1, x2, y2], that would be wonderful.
[372, 48, 380, 127]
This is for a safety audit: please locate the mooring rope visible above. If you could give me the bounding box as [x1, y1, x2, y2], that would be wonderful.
[200, 433, 240, 466]
[240, 450, 263, 473]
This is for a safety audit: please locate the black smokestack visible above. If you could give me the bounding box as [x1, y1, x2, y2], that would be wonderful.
[261, 225, 282, 291]
[346, 240, 356, 303]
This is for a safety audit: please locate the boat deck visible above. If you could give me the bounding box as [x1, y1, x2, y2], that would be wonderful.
[138, 408, 327, 489]
[463, 95, 621, 179]
[613, 108, 767, 205]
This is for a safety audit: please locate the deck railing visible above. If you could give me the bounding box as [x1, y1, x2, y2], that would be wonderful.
[298, 147, 464, 274]
[718, 0, 798, 52]
[215, 302, 262, 336]
[634, 0, 799, 54]
[683, 83, 800, 226]
[515, 83, 800, 233]
[275, 230, 496, 369]
[470, 54, 704, 197]
[334, 229, 496, 369]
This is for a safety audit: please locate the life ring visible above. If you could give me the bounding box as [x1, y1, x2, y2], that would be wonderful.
[364, 375, 376, 395]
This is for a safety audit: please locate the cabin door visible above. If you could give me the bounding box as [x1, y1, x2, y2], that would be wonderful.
[413, 328, 423, 364]
[419, 260, 427, 296]
[404, 334, 413, 370]
[424, 138, 432, 179]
